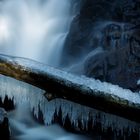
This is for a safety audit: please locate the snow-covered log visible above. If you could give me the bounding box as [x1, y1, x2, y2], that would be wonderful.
[0, 54, 140, 123]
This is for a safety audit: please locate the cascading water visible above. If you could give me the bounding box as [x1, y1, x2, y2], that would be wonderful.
[0, 0, 73, 66]
[0, 0, 90, 139]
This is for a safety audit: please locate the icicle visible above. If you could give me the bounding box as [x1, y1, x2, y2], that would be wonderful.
[0, 74, 44, 105]
[37, 97, 140, 134]
[0, 74, 140, 135]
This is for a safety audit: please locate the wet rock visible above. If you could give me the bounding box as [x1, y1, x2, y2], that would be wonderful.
[62, 0, 140, 91]
[123, 0, 140, 24]
[0, 96, 15, 111]
[0, 108, 10, 140]
[84, 22, 140, 91]
[130, 36, 140, 58]
[61, 0, 125, 66]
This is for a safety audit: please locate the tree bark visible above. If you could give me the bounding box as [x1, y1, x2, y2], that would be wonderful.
[0, 54, 140, 122]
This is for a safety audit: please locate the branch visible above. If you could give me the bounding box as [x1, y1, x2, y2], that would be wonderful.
[0, 54, 140, 122]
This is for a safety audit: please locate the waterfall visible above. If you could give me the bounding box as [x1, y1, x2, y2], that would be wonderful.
[0, 0, 73, 66]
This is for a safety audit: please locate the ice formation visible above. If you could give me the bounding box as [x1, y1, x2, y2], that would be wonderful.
[137, 79, 140, 85]
[0, 74, 140, 134]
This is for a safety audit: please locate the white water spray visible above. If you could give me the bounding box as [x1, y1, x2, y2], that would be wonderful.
[0, 0, 73, 66]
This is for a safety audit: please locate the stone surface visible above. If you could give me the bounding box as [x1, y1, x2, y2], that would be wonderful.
[62, 0, 140, 91]
[84, 22, 140, 91]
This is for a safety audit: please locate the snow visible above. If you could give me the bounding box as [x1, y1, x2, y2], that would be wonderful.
[0, 74, 140, 133]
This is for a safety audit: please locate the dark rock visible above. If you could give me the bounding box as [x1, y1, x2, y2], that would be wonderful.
[0, 108, 10, 140]
[61, 0, 140, 91]
[0, 96, 15, 111]
[84, 22, 140, 91]
[61, 0, 125, 66]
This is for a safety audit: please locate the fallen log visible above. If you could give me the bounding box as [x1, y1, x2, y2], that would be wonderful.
[0, 54, 140, 122]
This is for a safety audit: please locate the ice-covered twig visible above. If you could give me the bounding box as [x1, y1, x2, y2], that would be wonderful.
[137, 79, 140, 85]
[0, 54, 140, 122]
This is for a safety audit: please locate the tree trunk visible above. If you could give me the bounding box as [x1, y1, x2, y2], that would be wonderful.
[0, 54, 140, 122]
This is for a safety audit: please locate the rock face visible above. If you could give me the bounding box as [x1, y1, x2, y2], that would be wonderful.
[0, 108, 10, 140]
[84, 23, 140, 91]
[62, 0, 140, 91]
